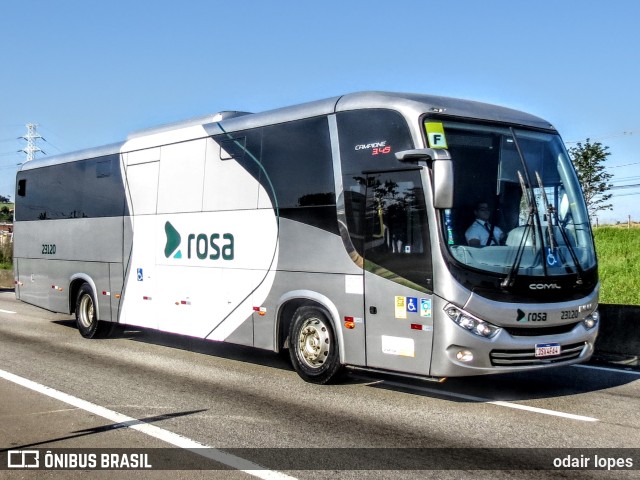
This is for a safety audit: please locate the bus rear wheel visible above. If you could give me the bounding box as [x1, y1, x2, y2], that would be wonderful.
[289, 306, 343, 384]
[75, 283, 114, 339]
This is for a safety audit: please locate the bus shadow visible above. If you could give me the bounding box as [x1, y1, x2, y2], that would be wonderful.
[358, 364, 639, 403]
[53, 319, 295, 373]
[53, 319, 639, 399]
[119, 327, 374, 386]
[52, 319, 383, 386]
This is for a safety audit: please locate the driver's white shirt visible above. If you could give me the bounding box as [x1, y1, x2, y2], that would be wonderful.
[465, 219, 503, 246]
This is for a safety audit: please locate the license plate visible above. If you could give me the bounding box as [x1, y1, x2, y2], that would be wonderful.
[535, 343, 561, 358]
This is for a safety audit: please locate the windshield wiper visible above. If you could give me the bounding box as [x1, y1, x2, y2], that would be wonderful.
[535, 171, 558, 252]
[501, 170, 535, 289]
[535, 171, 584, 285]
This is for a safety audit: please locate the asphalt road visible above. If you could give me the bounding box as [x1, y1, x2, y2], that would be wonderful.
[1, 290, 639, 479]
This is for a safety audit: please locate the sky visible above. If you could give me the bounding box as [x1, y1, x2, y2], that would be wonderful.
[1, 0, 639, 224]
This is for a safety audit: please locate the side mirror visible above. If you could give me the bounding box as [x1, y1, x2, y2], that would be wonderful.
[395, 148, 454, 209]
[559, 193, 569, 221]
[433, 159, 454, 208]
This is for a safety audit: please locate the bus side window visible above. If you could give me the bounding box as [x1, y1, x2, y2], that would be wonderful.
[17, 179, 26, 196]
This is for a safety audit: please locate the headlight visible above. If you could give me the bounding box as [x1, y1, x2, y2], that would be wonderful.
[444, 305, 501, 338]
[583, 309, 599, 330]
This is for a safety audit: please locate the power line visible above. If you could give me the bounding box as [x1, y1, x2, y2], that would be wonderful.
[610, 183, 640, 191]
[611, 177, 640, 185]
[608, 161, 640, 169]
[36, 125, 67, 154]
[565, 130, 640, 144]
[613, 191, 640, 198]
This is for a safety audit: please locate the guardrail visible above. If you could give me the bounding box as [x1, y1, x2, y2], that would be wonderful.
[593, 304, 640, 366]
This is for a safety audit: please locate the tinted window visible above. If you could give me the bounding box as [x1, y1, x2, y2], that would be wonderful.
[261, 117, 335, 209]
[15, 154, 128, 221]
[337, 109, 415, 257]
[337, 109, 414, 175]
[364, 169, 432, 291]
[213, 117, 337, 233]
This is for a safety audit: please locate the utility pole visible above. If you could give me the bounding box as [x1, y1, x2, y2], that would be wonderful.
[19, 123, 45, 162]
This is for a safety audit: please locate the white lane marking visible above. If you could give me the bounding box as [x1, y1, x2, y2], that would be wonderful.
[572, 364, 640, 375]
[487, 401, 597, 422]
[0, 368, 297, 480]
[0, 309, 16, 314]
[381, 380, 598, 422]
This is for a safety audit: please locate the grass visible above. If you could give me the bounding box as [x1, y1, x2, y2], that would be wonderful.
[593, 225, 640, 305]
[0, 245, 10, 269]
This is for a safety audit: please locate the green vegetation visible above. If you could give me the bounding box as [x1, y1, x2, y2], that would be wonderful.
[593, 225, 640, 305]
[0, 202, 13, 270]
[0, 239, 11, 270]
[0, 203, 13, 222]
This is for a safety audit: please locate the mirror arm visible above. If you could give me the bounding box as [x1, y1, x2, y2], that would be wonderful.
[395, 148, 451, 162]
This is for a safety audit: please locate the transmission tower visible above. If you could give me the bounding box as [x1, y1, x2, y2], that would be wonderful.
[19, 123, 45, 162]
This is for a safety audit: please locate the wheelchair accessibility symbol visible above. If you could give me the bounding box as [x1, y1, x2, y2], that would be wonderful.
[546, 247, 558, 267]
[407, 297, 418, 313]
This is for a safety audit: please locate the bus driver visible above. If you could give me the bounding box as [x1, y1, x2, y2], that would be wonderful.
[465, 202, 504, 247]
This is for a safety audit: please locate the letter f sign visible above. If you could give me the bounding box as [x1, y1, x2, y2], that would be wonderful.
[425, 122, 448, 149]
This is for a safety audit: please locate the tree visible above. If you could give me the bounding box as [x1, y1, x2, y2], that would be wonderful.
[567, 138, 613, 220]
[0, 194, 10, 203]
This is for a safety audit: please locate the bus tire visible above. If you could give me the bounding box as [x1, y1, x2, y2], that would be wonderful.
[289, 305, 343, 384]
[75, 283, 113, 339]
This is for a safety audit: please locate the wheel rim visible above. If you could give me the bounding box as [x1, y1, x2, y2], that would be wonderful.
[297, 317, 331, 369]
[78, 294, 94, 329]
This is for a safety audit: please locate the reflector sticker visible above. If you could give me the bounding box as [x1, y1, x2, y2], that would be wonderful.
[425, 122, 448, 149]
[411, 323, 433, 332]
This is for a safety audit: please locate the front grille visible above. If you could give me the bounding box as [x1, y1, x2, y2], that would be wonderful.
[503, 322, 579, 337]
[490, 342, 586, 366]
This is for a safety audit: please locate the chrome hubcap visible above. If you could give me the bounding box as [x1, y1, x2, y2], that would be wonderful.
[78, 294, 94, 329]
[298, 317, 330, 368]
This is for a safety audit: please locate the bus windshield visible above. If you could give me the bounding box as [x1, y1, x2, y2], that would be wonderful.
[439, 122, 596, 279]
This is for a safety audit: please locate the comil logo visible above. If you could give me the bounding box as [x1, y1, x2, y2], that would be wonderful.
[164, 221, 234, 261]
[529, 283, 562, 290]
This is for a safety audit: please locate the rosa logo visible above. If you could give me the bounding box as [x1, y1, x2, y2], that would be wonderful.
[164, 221, 234, 261]
[164, 222, 182, 259]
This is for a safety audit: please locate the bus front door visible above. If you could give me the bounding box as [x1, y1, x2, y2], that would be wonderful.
[363, 169, 434, 376]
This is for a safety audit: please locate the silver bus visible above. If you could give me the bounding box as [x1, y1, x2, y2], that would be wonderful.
[13, 92, 599, 384]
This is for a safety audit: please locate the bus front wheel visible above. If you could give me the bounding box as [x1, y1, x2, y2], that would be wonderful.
[289, 306, 343, 384]
[75, 283, 114, 339]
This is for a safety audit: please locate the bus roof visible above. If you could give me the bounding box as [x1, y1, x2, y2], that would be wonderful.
[19, 91, 555, 171]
